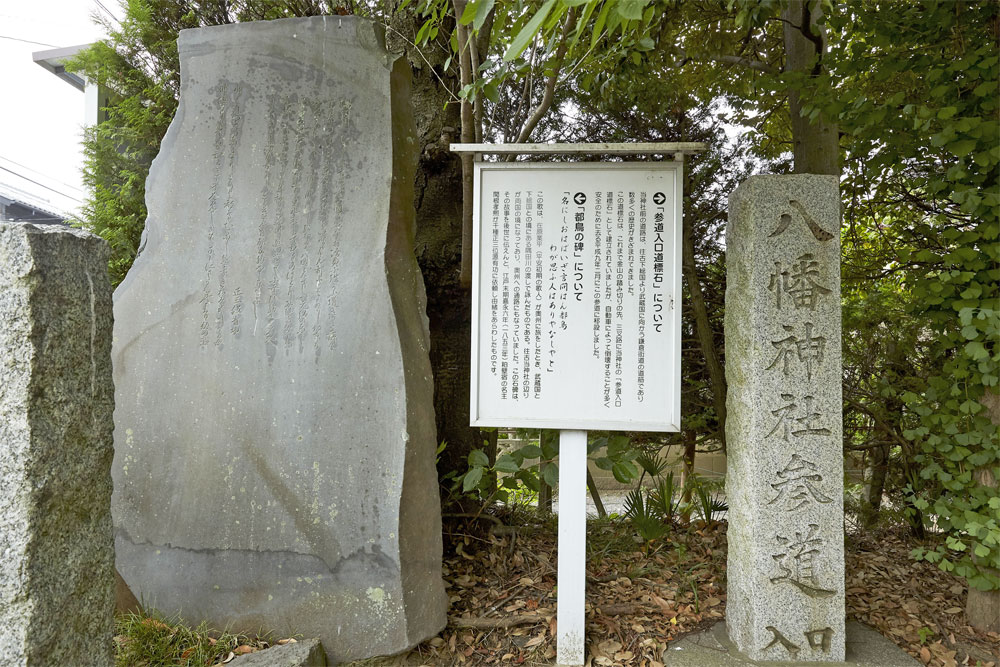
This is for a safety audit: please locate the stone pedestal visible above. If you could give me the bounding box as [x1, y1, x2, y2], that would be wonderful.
[111, 16, 446, 662]
[725, 175, 845, 661]
[0, 222, 115, 667]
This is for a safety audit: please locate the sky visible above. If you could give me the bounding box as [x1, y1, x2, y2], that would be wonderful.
[0, 0, 122, 218]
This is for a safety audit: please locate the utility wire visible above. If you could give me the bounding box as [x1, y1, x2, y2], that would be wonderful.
[0, 155, 84, 195]
[0, 166, 83, 204]
[0, 34, 58, 48]
[92, 0, 120, 25]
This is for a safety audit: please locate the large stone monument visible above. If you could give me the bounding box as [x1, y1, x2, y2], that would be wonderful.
[725, 175, 845, 661]
[111, 17, 447, 661]
[0, 222, 115, 667]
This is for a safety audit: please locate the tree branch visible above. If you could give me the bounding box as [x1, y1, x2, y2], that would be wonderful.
[514, 9, 576, 144]
[675, 48, 776, 74]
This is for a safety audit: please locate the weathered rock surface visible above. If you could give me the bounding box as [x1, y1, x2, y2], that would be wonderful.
[725, 175, 845, 661]
[664, 621, 921, 666]
[0, 221, 115, 667]
[111, 16, 446, 662]
[229, 639, 327, 667]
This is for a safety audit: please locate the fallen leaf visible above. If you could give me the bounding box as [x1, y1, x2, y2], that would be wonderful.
[276, 638, 297, 645]
[234, 645, 254, 655]
[140, 618, 171, 631]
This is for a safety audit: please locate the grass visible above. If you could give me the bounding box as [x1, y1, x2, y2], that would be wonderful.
[114, 610, 275, 667]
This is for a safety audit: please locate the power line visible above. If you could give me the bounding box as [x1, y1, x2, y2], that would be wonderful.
[0, 166, 83, 204]
[0, 154, 84, 195]
[0, 34, 58, 48]
[3, 216, 67, 224]
[92, 0, 120, 25]
[0, 154, 84, 192]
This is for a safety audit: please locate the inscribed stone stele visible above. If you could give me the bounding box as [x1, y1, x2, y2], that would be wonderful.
[111, 16, 446, 662]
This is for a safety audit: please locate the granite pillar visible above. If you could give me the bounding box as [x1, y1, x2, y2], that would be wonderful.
[725, 175, 845, 661]
[0, 221, 115, 667]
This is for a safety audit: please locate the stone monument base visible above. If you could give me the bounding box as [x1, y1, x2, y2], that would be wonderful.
[663, 622, 920, 667]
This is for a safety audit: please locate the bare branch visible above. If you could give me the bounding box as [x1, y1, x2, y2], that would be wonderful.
[514, 9, 576, 144]
[675, 48, 777, 74]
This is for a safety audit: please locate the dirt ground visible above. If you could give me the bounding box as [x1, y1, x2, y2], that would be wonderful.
[347, 512, 999, 667]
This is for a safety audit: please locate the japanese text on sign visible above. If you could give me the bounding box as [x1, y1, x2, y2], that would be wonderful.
[471, 163, 682, 432]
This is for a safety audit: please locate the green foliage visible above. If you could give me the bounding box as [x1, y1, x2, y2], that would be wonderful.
[590, 433, 641, 484]
[457, 431, 641, 505]
[688, 474, 728, 525]
[65, 0, 1000, 593]
[623, 468, 726, 542]
[458, 435, 557, 502]
[623, 487, 670, 542]
[66, 0, 375, 285]
[827, 0, 1000, 592]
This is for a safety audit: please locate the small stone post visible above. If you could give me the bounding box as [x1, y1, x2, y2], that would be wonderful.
[725, 175, 845, 662]
[0, 222, 115, 667]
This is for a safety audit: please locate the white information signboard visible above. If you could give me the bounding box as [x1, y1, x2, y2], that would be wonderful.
[471, 162, 682, 432]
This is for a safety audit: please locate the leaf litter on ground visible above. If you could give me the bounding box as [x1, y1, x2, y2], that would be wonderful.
[343, 513, 998, 667]
[115, 513, 999, 666]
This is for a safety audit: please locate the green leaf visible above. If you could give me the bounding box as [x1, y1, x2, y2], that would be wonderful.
[415, 19, 431, 45]
[504, 0, 557, 61]
[616, 0, 649, 20]
[458, 0, 478, 25]
[468, 449, 489, 467]
[462, 466, 483, 492]
[595, 456, 614, 470]
[966, 341, 989, 360]
[516, 444, 543, 459]
[495, 454, 520, 474]
[973, 81, 995, 97]
[612, 461, 637, 484]
[483, 80, 500, 103]
[473, 0, 495, 30]
[951, 139, 978, 157]
[591, 0, 612, 50]
[542, 462, 559, 488]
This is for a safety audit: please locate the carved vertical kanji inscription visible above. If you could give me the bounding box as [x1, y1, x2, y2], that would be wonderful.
[195, 81, 347, 356]
[726, 176, 844, 661]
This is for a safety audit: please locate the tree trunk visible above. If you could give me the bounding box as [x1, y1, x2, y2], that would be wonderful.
[452, 0, 475, 288]
[782, 0, 840, 176]
[967, 389, 1000, 633]
[386, 10, 479, 502]
[680, 431, 696, 523]
[538, 429, 556, 515]
[863, 444, 888, 528]
[587, 468, 607, 519]
[681, 213, 726, 450]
